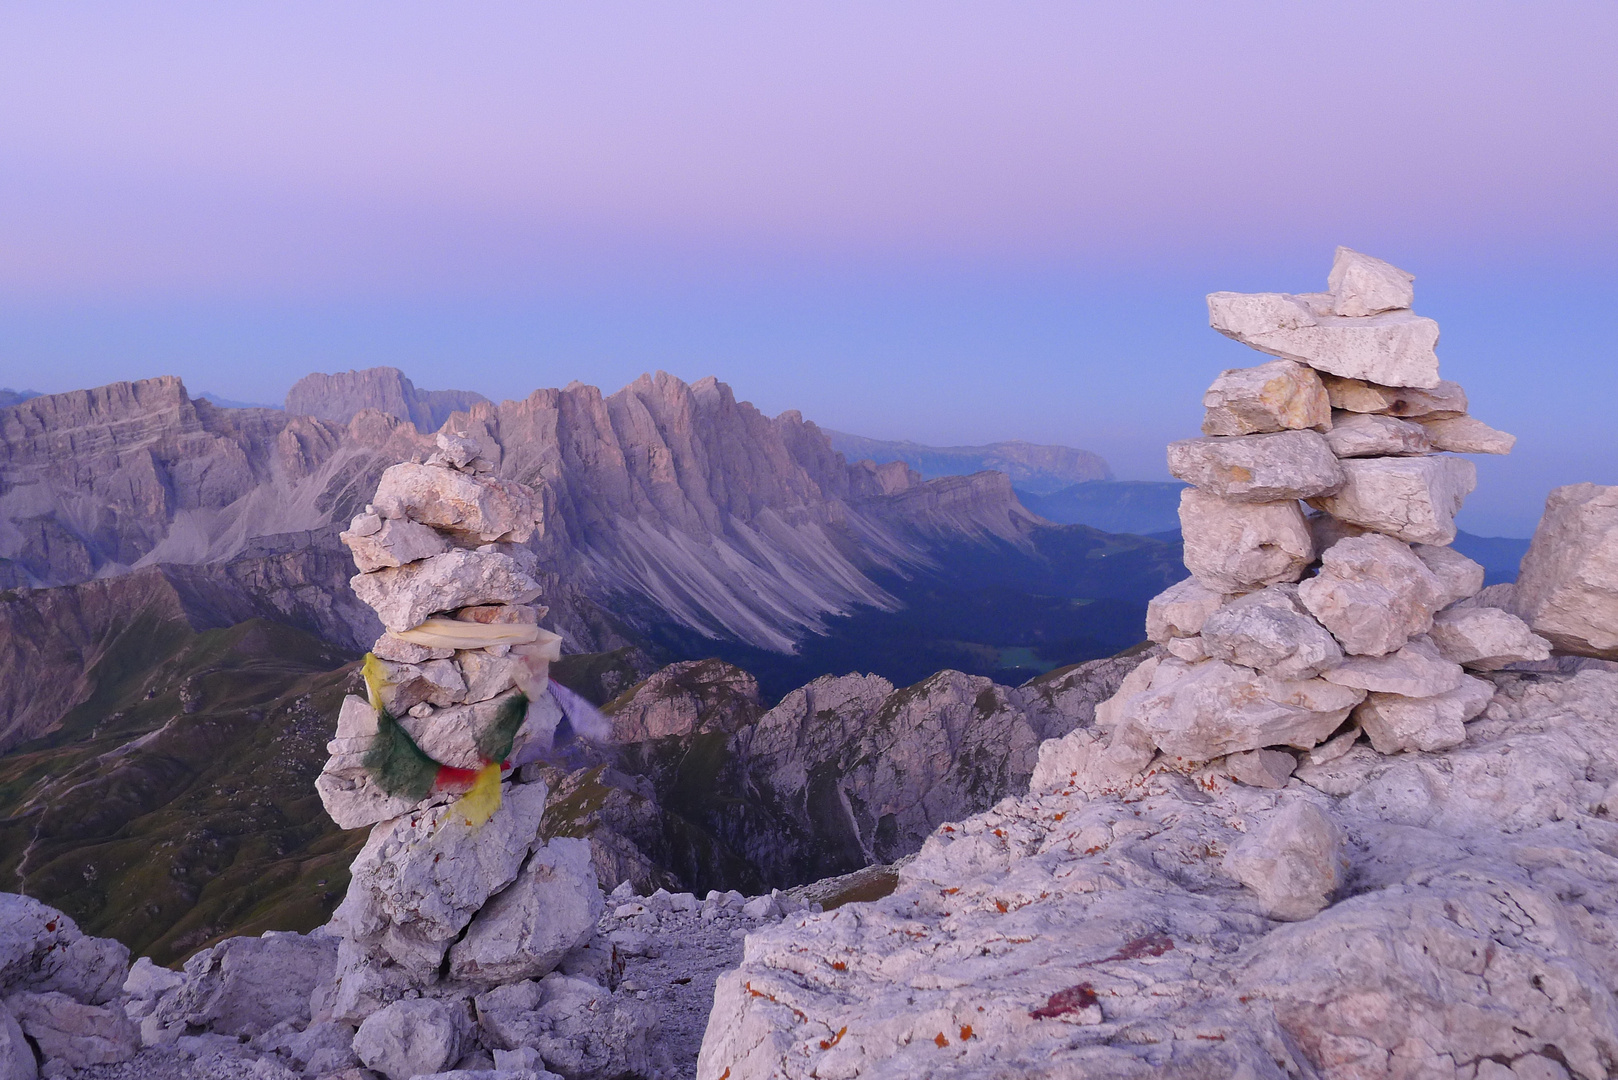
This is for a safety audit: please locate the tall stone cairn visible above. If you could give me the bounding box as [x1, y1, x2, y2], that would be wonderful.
[1121, 247, 1552, 772]
[312, 432, 605, 1027]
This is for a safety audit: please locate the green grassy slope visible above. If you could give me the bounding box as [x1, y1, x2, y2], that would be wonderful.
[0, 615, 366, 965]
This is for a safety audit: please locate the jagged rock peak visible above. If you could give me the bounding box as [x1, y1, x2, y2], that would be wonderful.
[285, 366, 491, 433]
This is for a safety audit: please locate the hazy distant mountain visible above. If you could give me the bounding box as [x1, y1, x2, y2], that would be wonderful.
[1450, 532, 1530, 585]
[284, 366, 490, 432]
[199, 391, 280, 409]
[824, 430, 1112, 494]
[1018, 480, 1190, 535]
[0, 388, 41, 408]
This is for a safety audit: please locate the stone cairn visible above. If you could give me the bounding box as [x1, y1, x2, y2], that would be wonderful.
[308, 432, 639, 1072]
[1109, 247, 1553, 784]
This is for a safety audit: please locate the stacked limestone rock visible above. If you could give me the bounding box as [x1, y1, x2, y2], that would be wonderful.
[305, 432, 654, 1079]
[1116, 248, 1551, 779]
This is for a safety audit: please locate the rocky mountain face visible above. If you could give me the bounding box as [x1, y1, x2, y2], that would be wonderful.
[0, 367, 1047, 752]
[825, 429, 1113, 493]
[283, 367, 491, 432]
[534, 649, 1149, 897]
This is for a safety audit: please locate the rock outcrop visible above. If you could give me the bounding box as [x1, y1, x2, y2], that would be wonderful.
[697, 250, 1618, 1080]
[1513, 483, 1618, 659]
[532, 650, 1152, 896]
[699, 667, 1618, 1080]
[284, 367, 491, 433]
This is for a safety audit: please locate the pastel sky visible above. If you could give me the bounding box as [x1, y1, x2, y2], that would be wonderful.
[1, 3, 1614, 535]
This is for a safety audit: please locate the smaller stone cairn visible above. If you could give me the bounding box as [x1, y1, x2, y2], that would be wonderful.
[1113, 247, 1552, 775]
[312, 431, 613, 1038]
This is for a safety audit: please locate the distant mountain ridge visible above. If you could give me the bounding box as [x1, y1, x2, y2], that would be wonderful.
[0, 367, 1052, 749]
[284, 366, 490, 433]
[0, 388, 41, 407]
[824, 429, 1112, 494]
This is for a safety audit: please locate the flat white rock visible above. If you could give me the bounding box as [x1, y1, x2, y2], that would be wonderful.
[1307, 454, 1476, 545]
[1418, 415, 1516, 455]
[1322, 637, 1464, 697]
[1321, 410, 1432, 458]
[1167, 430, 1343, 503]
[1208, 291, 1441, 389]
[1352, 674, 1494, 753]
[1321, 375, 1467, 418]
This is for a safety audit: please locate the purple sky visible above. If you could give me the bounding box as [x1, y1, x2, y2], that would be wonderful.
[1, 3, 1615, 534]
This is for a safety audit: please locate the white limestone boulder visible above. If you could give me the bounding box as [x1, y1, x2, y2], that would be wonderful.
[329, 780, 548, 981]
[352, 998, 473, 1080]
[1297, 533, 1448, 656]
[149, 932, 337, 1038]
[1326, 247, 1415, 317]
[1307, 454, 1476, 545]
[1179, 489, 1312, 594]
[1322, 411, 1432, 458]
[371, 462, 539, 543]
[1411, 543, 1486, 606]
[378, 658, 466, 713]
[1321, 637, 1464, 697]
[1225, 798, 1344, 920]
[341, 517, 451, 573]
[1200, 583, 1343, 680]
[1207, 291, 1441, 388]
[1200, 359, 1331, 436]
[351, 549, 543, 634]
[0, 896, 128, 1006]
[1429, 606, 1551, 670]
[475, 973, 655, 1080]
[1322, 375, 1467, 418]
[1511, 483, 1618, 659]
[1122, 658, 1364, 760]
[1352, 674, 1494, 753]
[3, 992, 138, 1068]
[371, 631, 454, 664]
[1166, 430, 1343, 502]
[1418, 415, 1516, 455]
[448, 838, 603, 987]
[0, 1002, 32, 1080]
[1163, 636, 1204, 661]
[1145, 577, 1228, 643]
[1224, 748, 1297, 789]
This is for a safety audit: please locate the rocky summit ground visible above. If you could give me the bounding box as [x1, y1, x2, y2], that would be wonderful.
[698, 664, 1618, 1080]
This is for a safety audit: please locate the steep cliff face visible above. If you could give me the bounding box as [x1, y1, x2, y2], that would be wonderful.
[283, 367, 490, 432]
[1, 369, 1041, 668]
[535, 650, 1152, 895]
